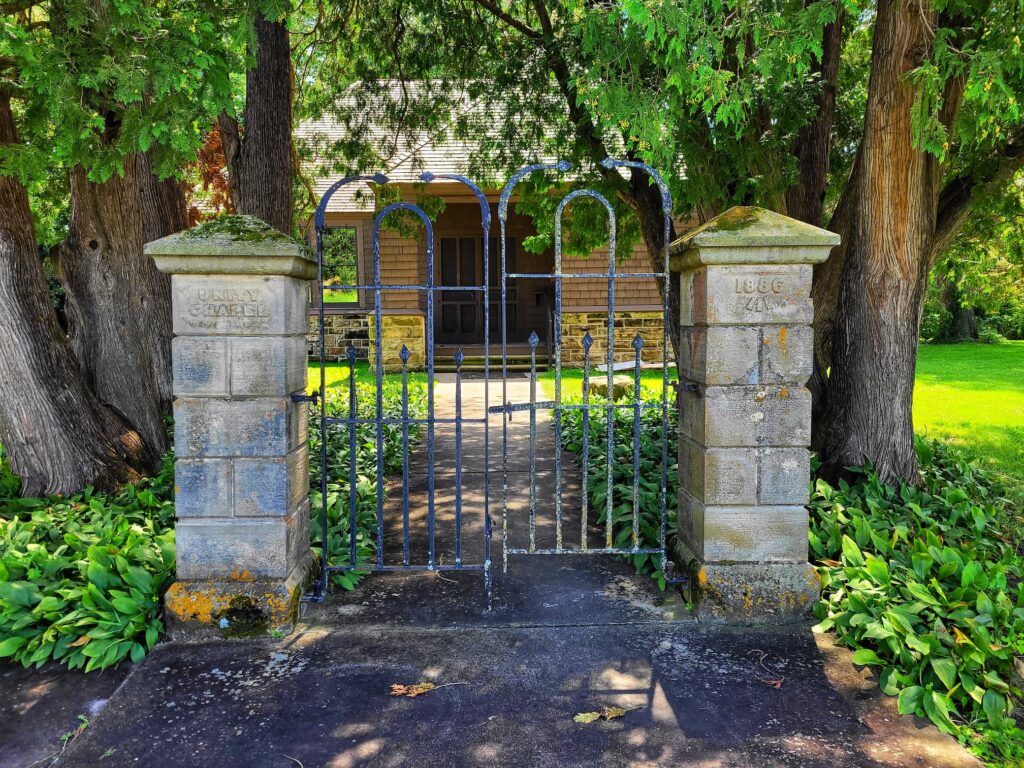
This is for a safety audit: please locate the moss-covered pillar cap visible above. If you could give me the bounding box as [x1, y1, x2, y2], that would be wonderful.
[145, 215, 317, 279]
[669, 206, 840, 271]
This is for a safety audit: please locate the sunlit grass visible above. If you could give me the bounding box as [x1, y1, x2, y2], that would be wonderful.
[307, 344, 1024, 505]
[914, 341, 1024, 505]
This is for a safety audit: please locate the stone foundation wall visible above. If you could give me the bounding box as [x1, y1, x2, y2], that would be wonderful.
[368, 314, 426, 371]
[307, 313, 370, 361]
[560, 311, 666, 367]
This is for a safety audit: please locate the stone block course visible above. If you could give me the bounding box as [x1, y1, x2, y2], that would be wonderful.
[680, 265, 813, 327]
[679, 385, 811, 448]
[172, 274, 309, 337]
[174, 504, 309, 581]
[368, 314, 426, 371]
[173, 397, 303, 458]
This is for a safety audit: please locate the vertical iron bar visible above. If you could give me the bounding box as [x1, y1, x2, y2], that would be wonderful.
[631, 335, 644, 550]
[426, 227, 436, 572]
[373, 229, 385, 570]
[552, 217, 563, 553]
[581, 332, 593, 551]
[316, 224, 329, 596]
[348, 346, 358, 568]
[528, 331, 539, 553]
[400, 345, 412, 567]
[454, 349, 465, 566]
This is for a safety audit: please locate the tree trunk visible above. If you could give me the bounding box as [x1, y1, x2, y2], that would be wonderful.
[814, 0, 948, 484]
[0, 93, 151, 496]
[52, 154, 184, 461]
[219, 15, 293, 234]
[942, 278, 978, 341]
[786, 6, 843, 226]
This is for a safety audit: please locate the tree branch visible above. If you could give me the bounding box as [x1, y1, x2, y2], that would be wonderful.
[467, 0, 542, 39]
[0, 0, 39, 13]
[930, 131, 1024, 265]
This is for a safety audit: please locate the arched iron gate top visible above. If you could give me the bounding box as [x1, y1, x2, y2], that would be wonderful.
[307, 159, 675, 609]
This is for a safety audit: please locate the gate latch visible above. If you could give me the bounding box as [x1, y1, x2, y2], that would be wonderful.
[291, 391, 320, 406]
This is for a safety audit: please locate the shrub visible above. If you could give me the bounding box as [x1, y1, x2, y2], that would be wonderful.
[308, 378, 427, 590]
[978, 322, 1008, 345]
[810, 439, 1024, 763]
[0, 448, 175, 671]
[559, 391, 678, 588]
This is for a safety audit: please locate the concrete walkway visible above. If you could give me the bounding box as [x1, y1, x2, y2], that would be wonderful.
[4, 377, 980, 767]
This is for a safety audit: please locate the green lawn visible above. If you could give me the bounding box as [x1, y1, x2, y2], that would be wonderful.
[310, 361, 427, 391]
[915, 341, 1024, 505]
[539, 366, 678, 399]
[309, 344, 1024, 503]
[322, 289, 358, 303]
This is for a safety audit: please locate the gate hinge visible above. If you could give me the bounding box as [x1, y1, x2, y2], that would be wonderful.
[672, 382, 701, 395]
[291, 391, 320, 406]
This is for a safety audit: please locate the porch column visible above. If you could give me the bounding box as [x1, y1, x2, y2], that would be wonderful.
[669, 207, 839, 622]
[146, 216, 315, 639]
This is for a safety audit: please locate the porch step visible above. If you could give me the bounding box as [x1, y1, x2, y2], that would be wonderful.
[434, 355, 550, 373]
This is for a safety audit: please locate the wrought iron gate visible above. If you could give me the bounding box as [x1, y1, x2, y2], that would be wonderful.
[307, 160, 673, 609]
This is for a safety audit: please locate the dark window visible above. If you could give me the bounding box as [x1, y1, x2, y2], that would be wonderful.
[318, 226, 359, 306]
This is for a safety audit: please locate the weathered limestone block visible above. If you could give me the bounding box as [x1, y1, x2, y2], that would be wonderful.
[147, 215, 315, 639]
[669, 206, 838, 623]
[679, 385, 812, 448]
[173, 397, 307, 458]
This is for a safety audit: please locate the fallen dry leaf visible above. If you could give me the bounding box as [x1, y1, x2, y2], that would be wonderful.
[756, 677, 784, 689]
[69, 636, 90, 648]
[389, 681, 468, 698]
[390, 683, 436, 697]
[573, 705, 641, 724]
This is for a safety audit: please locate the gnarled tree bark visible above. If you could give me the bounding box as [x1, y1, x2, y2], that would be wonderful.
[51, 153, 185, 461]
[0, 93, 151, 495]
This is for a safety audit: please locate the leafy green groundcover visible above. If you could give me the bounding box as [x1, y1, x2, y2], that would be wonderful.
[308, 379, 427, 590]
[558, 391, 679, 588]
[810, 439, 1024, 764]
[0, 376, 425, 671]
[0, 448, 175, 671]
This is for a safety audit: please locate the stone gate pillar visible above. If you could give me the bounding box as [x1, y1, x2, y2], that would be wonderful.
[669, 207, 839, 622]
[146, 216, 315, 638]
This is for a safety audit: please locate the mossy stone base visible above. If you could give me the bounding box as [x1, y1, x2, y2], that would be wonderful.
[164, 559, 310, 641]
[671, 538, 819, 624]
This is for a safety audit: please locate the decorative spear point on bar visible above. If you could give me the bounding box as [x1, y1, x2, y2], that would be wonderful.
[632, 334, 644, 350]
[582, 331, 594, 350]
[399, 344, 411, 364]
[528, 330, 540, 349]
[453, 348, 465, 367]
[346, 344, 357, 362]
